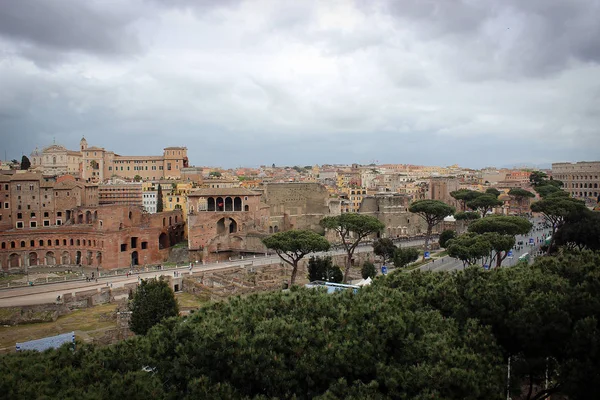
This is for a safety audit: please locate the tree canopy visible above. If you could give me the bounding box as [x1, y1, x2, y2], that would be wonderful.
[20, 155, 31, 170]
[466, 194, 503, 217]
[320, 214, 384, 282]
[468, 215, 532, 236]
[485, 187, 501, 198]
[439, 229, 457, 248]
[454, 211, 481, 221]
[530, 195, 586, 253]
[129, 277, 179, 335]
[446, 232, 491, 267]
[156, 184, 164, 212]
[409, 200, 455, 258]
[450, 189, 483, 211]
[372, 238, 397, 264]
[3, 252, 600, 399]
[392, 247, 420, 268]
[262, 230, 331, 285]
[307, 256, 343, 283]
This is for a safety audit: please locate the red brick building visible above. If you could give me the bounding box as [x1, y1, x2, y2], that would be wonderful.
[187, 188, 269, 261]
[0, 205, 184, 271]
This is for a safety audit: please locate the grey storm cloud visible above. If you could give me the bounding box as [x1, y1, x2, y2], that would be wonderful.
[0, 0, 599, 168]
[375, 0, 600, 78]
[0, 0, 142, 64]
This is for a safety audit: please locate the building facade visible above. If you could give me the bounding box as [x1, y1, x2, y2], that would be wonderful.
[186, 187, 269, 261]
[99, 182, 143, 206]
[31, 138, 188, 182]
[552, 162, 600, 202]
[0, 205, 184, 271]
[0, 172, 98, 231]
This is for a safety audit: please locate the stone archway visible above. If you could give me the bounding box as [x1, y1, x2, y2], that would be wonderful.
[28, 252, 38, 267]
[75, 251, 82, 265]
[229, 218, 238, 233]
[96, 252, 102, 266]
[159, 233, 169, 249]
[131, 251, 139, 266]
[86, 211, 92, 224]
[9, 253, 20, 268]
[45, 251, 56, 266]
[61, 251, 71, 264]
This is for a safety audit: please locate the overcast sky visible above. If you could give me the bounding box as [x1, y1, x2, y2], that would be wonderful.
[1, 0, 599, 169]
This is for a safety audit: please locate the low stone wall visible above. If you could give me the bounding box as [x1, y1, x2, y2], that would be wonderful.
[0, 303, 70, 325]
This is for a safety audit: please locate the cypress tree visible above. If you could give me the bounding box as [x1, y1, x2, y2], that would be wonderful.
[156, 184, 164, 212]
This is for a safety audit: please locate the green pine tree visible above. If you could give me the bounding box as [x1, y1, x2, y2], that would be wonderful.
[156, 184, 164, 212]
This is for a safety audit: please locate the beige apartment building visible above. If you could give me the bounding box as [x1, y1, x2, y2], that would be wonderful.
[31, 138, 188, 182]
[552, 162, 600, 201]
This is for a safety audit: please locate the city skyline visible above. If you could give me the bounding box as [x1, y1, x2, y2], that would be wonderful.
[1, 0, 599, 168]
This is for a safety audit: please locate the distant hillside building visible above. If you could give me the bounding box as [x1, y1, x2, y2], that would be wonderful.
[31, 137, 188, 182]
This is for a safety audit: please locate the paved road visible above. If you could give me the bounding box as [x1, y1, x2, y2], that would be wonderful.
[418, 218, 553, 273]
[0, 238, 428, 306]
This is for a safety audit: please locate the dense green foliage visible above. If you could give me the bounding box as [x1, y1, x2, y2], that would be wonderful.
[263, 230, 331, 285]
[320, 214, 385, 282]
[450, 189, 484, 211]
[129, 278, 179, 335]
[307, 256, 343, 283]
[485, 187, 501, 198]
[466, 194, 503, 217]
[20, 155, 31, 170]
[392, 247, 420, 268]
[372, 238, 397, 264]
[2, 252, 600, 399]
[360, 261, 377, 279]
[439, 229, 457, 248]
[156, 184, 164, 212]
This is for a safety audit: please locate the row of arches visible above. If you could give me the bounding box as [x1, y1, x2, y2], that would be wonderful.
[207, 197, 249, 212]
[268, 226, 280, 233]
[162, 215, 180, 227]
[569, 182, 599, 189]
[76, 210, 99, 224]
[2, 250, 102, 269]
[574, 191, 599, 198]
[1, 238, 102, 250]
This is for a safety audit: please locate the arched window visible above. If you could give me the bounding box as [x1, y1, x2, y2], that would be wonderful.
[234, 197, 242, 211]
[77, 239, 81, 246]
[244, 204, 249, 212]
[20, 241, 25, 248]
[207, 198, 215, 211]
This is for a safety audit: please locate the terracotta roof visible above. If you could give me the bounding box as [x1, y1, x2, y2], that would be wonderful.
[188, 188, 261, 197]
[9, 173, 43, 181]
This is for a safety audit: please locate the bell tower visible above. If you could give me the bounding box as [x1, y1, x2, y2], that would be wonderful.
[80, 136, 88, 152]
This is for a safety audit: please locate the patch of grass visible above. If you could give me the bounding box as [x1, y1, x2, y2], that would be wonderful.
[0, 303, 118, 351]
[0, 275, 23, 284]
[176, 292, 208, 308]
[434, 251, 448, 258]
